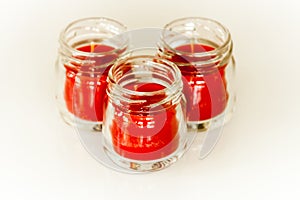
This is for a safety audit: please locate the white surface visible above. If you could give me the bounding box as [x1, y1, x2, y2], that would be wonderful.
[1, 0, 300, 199]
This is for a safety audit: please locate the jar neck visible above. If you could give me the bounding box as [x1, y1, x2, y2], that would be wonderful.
[158, 17, 233, 69]
[107, 53, 183, 113]
[58, 17, 128, 71]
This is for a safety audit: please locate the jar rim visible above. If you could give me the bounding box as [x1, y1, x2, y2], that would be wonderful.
[59, 17, 128, 57]
[108, 48, 183, 104]
[161, 17, 232, 57]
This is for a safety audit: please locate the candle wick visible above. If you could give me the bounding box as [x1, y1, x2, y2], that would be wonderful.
[91, 42, 95, 53]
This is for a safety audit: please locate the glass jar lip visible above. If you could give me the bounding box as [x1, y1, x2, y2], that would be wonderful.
[161, 17, 232, 57]
[108, 48, 182, 98]
[59, 17, 128, 57]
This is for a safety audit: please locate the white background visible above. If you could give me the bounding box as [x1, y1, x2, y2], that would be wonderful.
[1, 0, 300, 199]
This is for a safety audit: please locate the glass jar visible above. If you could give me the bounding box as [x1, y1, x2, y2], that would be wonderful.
[102, 48, 193, 172]
[158, 17, 236, 132]
[55, 17, 128, 130]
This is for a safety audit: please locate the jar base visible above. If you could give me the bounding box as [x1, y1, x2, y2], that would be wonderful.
[103, 147, 181, 172]
[59, 110, 102, 132]
[187, 97, 236, 133]
[103, 143, 187, 172]
[187, 112, 226, 133]
[187, 121, 210, 132]
[102, 129, 196, 173]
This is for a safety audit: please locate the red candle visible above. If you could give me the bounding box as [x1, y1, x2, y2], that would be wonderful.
[64, 44, 118, 122]
[166, 44, 228, 121]
[109, 82, 179, 161]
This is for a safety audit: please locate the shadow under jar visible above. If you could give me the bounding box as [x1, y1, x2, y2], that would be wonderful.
[158, 17, 236, 132]
[103, 49, 191, 172]
[55, 17, 128, 131]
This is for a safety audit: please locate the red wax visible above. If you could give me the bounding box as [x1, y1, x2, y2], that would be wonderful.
[110, 83, 179, 161]
[168, 44, 228, 121]
[64, 44, 117, 121]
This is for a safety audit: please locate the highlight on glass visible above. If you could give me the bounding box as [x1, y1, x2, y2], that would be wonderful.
[55, 17, 128, 130]
[157, 17, 236, 132]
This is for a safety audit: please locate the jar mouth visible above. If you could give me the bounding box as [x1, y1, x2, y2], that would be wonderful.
[59, 17, 128, 57]
[161, 17, 232, 57]
[109, 57, 182, 96]
[107, 49, 183, 107]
